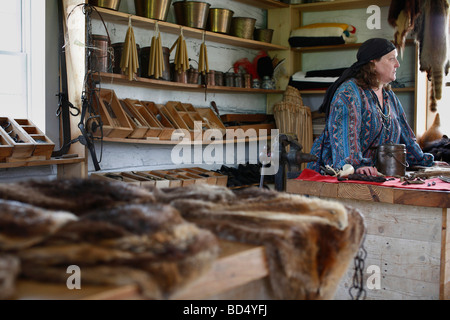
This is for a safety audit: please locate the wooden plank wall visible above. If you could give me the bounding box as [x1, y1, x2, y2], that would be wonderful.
[331, 198, 442, 300]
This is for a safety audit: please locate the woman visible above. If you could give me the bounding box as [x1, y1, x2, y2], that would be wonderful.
[307, 37, 438, 176]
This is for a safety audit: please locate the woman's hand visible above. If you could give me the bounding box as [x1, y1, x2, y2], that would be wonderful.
[356, 166, 379, 176]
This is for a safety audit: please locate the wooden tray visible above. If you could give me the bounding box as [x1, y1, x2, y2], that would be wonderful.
[124, 99, 162, 139]
[196, 108, 226, 139]
[14, 119, 55, 160]
[92, 89, 133, 139]
[0, 117, 36, 159]
[118, 100, 149, 139]
[140, 101, 176, 140]
[0, 130, 13, 161]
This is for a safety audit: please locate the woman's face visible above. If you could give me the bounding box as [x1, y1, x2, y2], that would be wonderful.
[373, 49, 400, 86]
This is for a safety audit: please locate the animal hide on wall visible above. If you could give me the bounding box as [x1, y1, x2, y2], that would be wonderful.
[389, 0, 450, 112]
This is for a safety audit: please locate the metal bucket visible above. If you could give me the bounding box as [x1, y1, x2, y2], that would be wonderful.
[112, 42, 141, 76]
[376, 143, 409, 177]
[207, 8, 234, 34]
[134, 0, 172, 21]
[254, 28, 274, 43]
[89, 0, 121, 10]
[140, 46, 171, 81]
[230, 17, 256, 39]
[90, 35, 112, 73]
[173, 1, 211, 30]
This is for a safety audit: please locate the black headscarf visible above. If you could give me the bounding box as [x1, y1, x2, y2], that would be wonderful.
[318, 38, 396, 117]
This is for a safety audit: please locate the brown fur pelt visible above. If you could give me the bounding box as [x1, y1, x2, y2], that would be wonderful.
[417, 113, 444, 149]
[413, 0, 450, 111]
[0, 180, 219, 299]
[0, 178, 155, 215]
[388, 0, 421, 54]
[155, 185, 366, 300]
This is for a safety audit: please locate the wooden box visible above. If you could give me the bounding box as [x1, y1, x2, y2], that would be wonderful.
[14, 119, 55, 160]
[118, 100, 149, 139]
[124, 99, 162, 139]
[220, 113, 276, 138]
[171, 169, 208, 185]
[141, 101, 176, 140]
[92, 89, 133, 138]
[0, 130, 13, 161]
[195, 108, 226, 139]
[182, 167, 228, 186]
[132, 171, 171, 188]
[90, 172, 142, 186]
[0, 117, 36, 159]
[148, 170, 183, 187]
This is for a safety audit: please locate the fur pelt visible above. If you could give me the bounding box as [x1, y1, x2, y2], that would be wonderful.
[417, 113, 444, 149]
[413, 0, 450, 111]
[0, 181, 219, 299]
[390, 0, 450, 111]
[155, 185, 366, 300]
[0, 178, 155, 215]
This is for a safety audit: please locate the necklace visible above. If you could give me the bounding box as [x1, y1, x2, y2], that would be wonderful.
[370, 89, 390, 129]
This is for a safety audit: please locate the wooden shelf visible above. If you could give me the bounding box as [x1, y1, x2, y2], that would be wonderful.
[15, 240, 268, 300]
[94, 72, 285, 94]
[92, 7, 288, 51]
[292, 39, 415, 53]
[292, 0, 392, 12]
[0, 156, 85, 169]
[233, 0, 289, 9]
[102, 135, 272, 146]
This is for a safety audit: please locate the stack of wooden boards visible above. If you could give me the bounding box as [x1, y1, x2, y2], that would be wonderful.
[91, 167, 228, 189]
[93, 89, 274, 141]
[0, 118, 55, 162]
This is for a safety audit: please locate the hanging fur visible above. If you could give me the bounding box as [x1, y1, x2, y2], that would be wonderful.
[413, 0, 450, 111]
[388, 0, 421, 55]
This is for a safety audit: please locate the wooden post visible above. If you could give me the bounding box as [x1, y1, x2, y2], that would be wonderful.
[60, 0, 88, 178]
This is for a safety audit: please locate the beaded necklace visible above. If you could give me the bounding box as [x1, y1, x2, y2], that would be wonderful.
[370, 89, 390, 132]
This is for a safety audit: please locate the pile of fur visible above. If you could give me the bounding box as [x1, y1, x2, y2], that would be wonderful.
[154, 185, 366, 300]
[0, 179, 219, 300]
[0, 179, 366, 300]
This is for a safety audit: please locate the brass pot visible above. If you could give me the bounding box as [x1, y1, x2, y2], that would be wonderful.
[207, 8, 234, 34]
[230, 17, 256, 39]
[254, 28, 274, 43]
[134, 0, 172, 21]
[89, 0, 121, 10]
[173, 1, 211, 30]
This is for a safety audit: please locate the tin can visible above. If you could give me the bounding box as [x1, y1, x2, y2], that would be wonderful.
[376, 143, 409, 176]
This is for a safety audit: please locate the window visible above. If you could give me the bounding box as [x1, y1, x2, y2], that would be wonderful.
[0, 0, 45, 129]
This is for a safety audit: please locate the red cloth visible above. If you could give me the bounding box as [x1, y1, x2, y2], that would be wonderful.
[296, 169, 450, 191]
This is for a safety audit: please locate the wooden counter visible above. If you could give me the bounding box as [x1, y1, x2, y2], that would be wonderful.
[286, 178, 450, 300]
[14, 240, 272, 300]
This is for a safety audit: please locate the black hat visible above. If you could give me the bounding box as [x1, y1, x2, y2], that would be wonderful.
[319, 38, 396, 117]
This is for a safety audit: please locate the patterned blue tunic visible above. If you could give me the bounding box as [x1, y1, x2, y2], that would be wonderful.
[307, 78, 434, 172]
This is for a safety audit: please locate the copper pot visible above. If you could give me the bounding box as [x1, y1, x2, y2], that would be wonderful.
[89, 0, 121, 10]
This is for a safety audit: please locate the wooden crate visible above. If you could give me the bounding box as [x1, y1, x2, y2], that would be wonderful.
[92, 89, 133, 138]
[220, 113, 276, 138]
[196, 108, 226, 139]
[148, 170, 183, 187]
[124, 99, 163, 139]
[0, 130, 13, 161]
[118, 100, 149, 139]
[0, 117, 36, 159]
[14, 119, 55, 160]
[182, 167, 228, 186]
[141, 101, 176, 140]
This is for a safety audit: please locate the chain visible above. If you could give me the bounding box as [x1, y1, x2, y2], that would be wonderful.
[348, 234, 367, 300]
